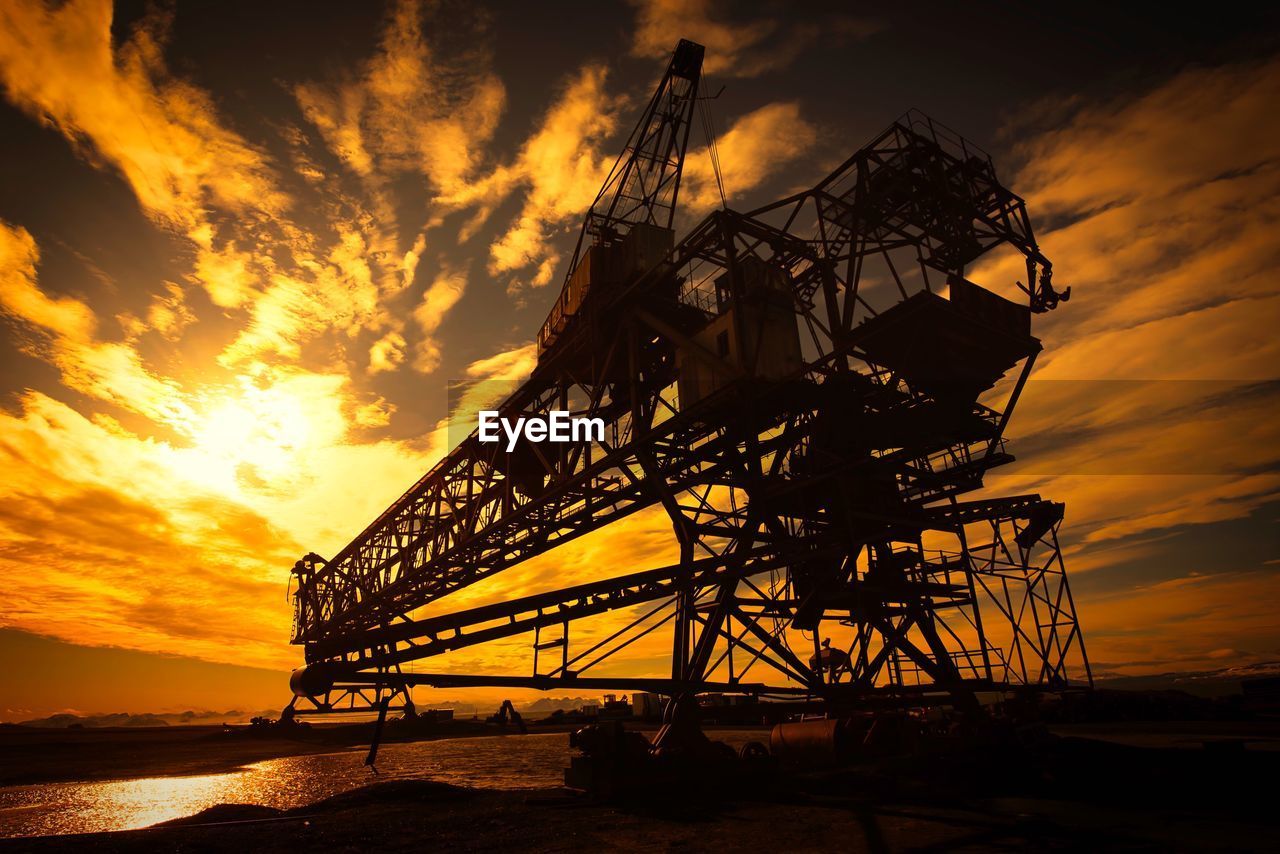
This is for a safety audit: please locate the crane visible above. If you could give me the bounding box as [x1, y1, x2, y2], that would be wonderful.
[284, 40, 1090, 742]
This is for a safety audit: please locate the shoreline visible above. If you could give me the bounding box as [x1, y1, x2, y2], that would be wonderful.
[6, 718, 1279, 790]
[0, 720, 586, 789]
[0, 720, 781, 789]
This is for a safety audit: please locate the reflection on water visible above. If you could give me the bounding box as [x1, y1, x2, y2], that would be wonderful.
[0, 730, 761, 839]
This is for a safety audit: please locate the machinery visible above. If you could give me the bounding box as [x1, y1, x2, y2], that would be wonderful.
[283, 39, 1091, 750]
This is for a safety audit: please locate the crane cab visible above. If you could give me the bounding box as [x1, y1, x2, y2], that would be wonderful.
[538, 222, 674, 358]
[677, 255, 803, 409]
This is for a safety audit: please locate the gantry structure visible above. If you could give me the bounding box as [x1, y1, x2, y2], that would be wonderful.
[285, 39, 1091, 726]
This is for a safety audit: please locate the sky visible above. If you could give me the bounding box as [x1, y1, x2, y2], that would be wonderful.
[0, 0, 1277, 719]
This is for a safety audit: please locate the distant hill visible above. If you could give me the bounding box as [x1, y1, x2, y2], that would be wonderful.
[521, 697, 599, 713]
[14, 708, 278, 728]
[1093, 660, 1280, 697]
[19, 712, 171, 728]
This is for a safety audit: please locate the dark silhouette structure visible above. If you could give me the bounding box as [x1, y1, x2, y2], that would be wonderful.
[284, 40, 1091, 737]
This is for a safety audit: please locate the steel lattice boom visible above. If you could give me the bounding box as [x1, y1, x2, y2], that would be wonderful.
[286, 40, 1090, 720]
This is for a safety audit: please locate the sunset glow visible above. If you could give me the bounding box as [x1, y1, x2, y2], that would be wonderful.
[0, 0, 1276, 720]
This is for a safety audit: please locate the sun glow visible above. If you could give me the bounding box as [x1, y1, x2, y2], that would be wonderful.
[180, 377, 326, 494]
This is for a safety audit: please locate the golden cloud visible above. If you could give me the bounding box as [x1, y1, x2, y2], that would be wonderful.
[627, 0, 881, 78]
[961, 58, 1280, 674]
[0, 222, 96, 341]
[972, 58, 1280, 552]
[0, 0, 436, 381]
[412, 267, 467, 373]
[368, 330, 408, 375]
[294, 0, 506, 201]
[0, 0, 286, 231]
[486, 65, 623, 288]
[682, 101, 818, 213]
[0, 222, 439, 668]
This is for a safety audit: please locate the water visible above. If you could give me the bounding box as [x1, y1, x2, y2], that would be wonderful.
[0, 730, 764, 839]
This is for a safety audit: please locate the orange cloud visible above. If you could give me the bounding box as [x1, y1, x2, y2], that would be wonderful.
[627, 0, 881, 78]
[0, 222, 95, 340]
[294, 0, 505, 201]
[0, 372, 440, 669]
[0, 0, 436, 378]
[0, 392, 298, 668]
[368, 330, 408, 375]
[0, 222, 195, 430]
[0, 0, 286, 231]
[682, 101, 818, 213]
[961, 58, 1280, 674]
[412, 267, 467, 373]
[485, 65, 623, 289]
[0, 222, 438, 668]
[971, 57, 1280, 548]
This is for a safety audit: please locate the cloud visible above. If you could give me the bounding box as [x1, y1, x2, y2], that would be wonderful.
[958, 57, 1280, 673]
[0, 375, 437, 668]
[0, 224, 436, 668]
[970, 57, 1280, 549]
[118, 282, 195, 343]
[0, 0, 431, 376]
[0, 392, 298, 668]
[368, 330, 407, 374]
[0, 3, 510, 673]
[486, 65, 623, 289]
[0, 222, 95, 340]
[485, 88, 818, 290]
[412, 267, 467, 373]
[294, 0, 506, 201]
[682, 101, 818, 213]
[627, 0, 881, 78]
[0, 0, 286, 232]
[979, 56, 1280, 347]
[0, 222, 195, 430]
[216, 226, 389, 367]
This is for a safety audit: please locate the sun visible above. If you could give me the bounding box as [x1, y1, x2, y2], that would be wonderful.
[183, 380, 315, 492]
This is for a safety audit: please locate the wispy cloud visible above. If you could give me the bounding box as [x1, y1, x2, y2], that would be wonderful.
[682, 101, 818, 213]
[0, 0, 286, 231]
[975, 56, 1280, 543]
[485, 64, 624, 291]
[0, 0, 432, 381]
[627, 0, 881, 78]
[965, 57, 1280, 671]
[412, 267, 467, 372]
[294, 0, 505, 201]
[0, 220, 195, 429]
